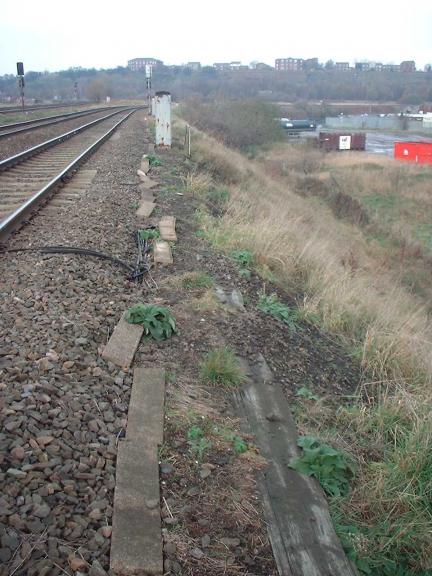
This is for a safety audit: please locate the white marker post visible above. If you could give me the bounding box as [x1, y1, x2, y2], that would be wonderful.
[155, 91, 171, 148]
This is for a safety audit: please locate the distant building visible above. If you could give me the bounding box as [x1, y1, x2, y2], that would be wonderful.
[355, 62, 370, 71]
[335, 62, 350, 70]
[213, 62, 247, 71]
[213, 62, 231, 71]
[275, 58, 304, 71]
[383, 64, 400, 72]
[128, 58, 163, 71]
[400, 60, 416, 72]
[230, 62, 249, 71]
[255, 62, 273, 70]
[186, 62, 201, 71]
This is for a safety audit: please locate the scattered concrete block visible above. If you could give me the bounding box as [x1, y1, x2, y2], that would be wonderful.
[139, 188, 155, 202]
[153, 240, 173, 265]
[127, 367, 165, 446]
[136, 200, 155, 218]
[110, 441, 163, 576]
[214, 286, 245, 311]
[101, 314, 144, 370]
[140, 155, 150, 174]
[230, 289, 245, 310]
[158, 216, 177, 242]
[146, 143, 155, 153]
[137, 172, 158, 189]
[138, 184, 153, 196]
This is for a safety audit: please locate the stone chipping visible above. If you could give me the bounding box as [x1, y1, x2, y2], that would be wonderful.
[0, 110, 152, 575]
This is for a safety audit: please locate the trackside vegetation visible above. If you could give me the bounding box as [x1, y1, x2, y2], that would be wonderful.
[175, 102, 432, 575]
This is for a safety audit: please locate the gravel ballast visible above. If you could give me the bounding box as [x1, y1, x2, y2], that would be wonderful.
[0, 110, 150, 575]
[0, 109, 128, 162]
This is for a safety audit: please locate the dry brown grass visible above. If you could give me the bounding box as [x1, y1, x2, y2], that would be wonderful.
[178, 116, 432, 572]
[191, 130, 432, 383]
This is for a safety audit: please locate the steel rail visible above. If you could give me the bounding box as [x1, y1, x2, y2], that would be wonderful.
[0, 102, 91, 114]
[0, 108, 137, 172]
[0, 105, 129, 137]
[0, 109, 137, 242]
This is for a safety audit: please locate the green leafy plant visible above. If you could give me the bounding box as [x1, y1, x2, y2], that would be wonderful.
[258, 293, 299, 331]
[289, 436, 355, 497]
[138, 228, 160, 241]
[200, 346, 244, 387]
[125, 304, 177, 341]
[296, 386, 319, 401]
[232, 435, 247, 454]
[148, 154, 162, 166]
[238, 268, 251, 280]
[230, 249, 253, 268]
[188, 425, 204, 441]
[222, 430, 248, 454]
[187, 425, 211, 460]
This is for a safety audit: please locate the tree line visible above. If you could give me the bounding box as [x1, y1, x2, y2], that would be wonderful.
[0, 65, 431, 106]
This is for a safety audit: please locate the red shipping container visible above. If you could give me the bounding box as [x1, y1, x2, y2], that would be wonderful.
[394, 141, 432, 165]
[319, 132, 366, 152]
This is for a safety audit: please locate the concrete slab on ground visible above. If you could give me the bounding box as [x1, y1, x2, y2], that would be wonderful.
[136, 200, 156, 218]
[234, 355, 357, 576]
[127, 367, 165, 446]
[137, 171, 157, 189]
[140, 156, 150, 174]
[110, 441, 163, 576]
[101, 313, 144, 370]
[153, 240, 173, 265]
[214, 286, 245, 311]
[158, 216, 177, 242]
[140, 189, 155, 202]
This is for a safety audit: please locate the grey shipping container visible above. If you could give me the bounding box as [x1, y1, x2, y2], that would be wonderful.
[319, 132, 366, 151]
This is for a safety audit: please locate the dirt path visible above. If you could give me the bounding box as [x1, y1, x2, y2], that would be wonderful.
[129, 143, 361, 574]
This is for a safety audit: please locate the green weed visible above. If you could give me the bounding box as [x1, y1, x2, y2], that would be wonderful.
[296, 387, 319, 401]
[258, 293, 299, 331]
[230, 249, 253, 268]
[200, 346, 244, 387]
[125, 304, 177, 341]
[232, 435, 248, 454]
[182, 272, 213, 290]
[238, 268, 252, 279]
[148, 154, 162, 166]
[138, 228, 160, 241]
[187, 425, 211, 460]
[415, 223, 432, 251]
[289, 436, 355, 497]
[220, 429, 248, 454]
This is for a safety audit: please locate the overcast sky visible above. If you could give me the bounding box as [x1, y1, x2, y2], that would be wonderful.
[0, 0, 431, 74]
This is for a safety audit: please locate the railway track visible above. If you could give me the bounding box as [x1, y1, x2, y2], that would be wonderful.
[0, 101, 90, 114]
[0, 105, 128, 139]
[0, 107, 139, 242]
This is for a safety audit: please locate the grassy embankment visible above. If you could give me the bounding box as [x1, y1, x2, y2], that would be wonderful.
[176, 100, 432, 575]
